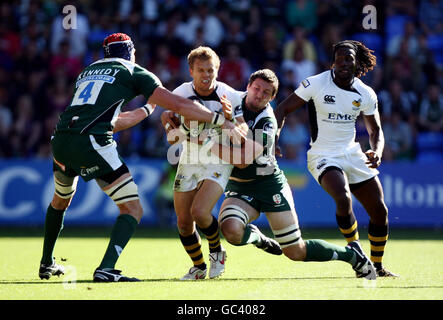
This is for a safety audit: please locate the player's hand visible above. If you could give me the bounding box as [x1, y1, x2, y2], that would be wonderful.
[227, 122, 248, 145]
[161, 110, 179, 132]
[220, 94, 233, 120]
[365, 149, 381, 168]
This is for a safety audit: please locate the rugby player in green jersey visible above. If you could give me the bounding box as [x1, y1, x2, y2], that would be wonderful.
[209, 69, 376, 280]
[39, 33, 244, 282]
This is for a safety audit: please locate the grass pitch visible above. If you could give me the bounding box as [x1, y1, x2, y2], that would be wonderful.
[0, 228, 442, 301]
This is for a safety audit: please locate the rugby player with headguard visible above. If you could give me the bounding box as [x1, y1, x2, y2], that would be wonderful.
[38, 33, 244, 282]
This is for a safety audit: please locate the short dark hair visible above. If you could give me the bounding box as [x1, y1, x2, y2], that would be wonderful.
[248, 69, 279, 97]
[332, 40, 377, 78]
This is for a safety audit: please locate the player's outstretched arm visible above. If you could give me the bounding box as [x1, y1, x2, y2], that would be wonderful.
[209, 136, 264, 169]
[149, 86, 225, 126]
[113, 104, 155, 133]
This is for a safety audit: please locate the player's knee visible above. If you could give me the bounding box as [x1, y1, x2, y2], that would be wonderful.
[370, 201, 389, 224]
[190, 205, 209, 223]
[104, 176, 142, 220]
[272, 225, 305, 261]
[176, 216, 194, 236]
[118, 200, 143, 222]
[53, 174, 78, 210]
[334, 191, 353, 213]
[218, 204, 250, 245]
[51, 195, 72, 211]
[220, 219, 244, 245]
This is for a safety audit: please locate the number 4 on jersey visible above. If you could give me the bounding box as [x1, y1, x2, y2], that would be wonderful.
[78, 81, 94, 103]
[71, 80, 105, 106]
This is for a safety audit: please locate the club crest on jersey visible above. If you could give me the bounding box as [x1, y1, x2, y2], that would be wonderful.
[323, 95, 336, 104]
[212, 172, 221, 179]
[272, 194, 282, 204]
[352, 98, 362, 110]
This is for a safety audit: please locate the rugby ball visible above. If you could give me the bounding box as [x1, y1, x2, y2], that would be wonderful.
[180, 115, 205, 138]
[180, 96, 206, 138]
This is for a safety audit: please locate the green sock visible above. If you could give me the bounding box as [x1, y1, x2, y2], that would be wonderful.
[236, 225, 261, 246]
[98, 214, 138, 270]
[41, 205, 66, 265]
[304, 239, 356, 265]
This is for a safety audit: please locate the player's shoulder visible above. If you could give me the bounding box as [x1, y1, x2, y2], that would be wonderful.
[298, 70, 330, 90]
[307, 70, 330, 84]
[91, 57, 138, 74]
[216, 81, 243, 102]
[173, 81, 194, 95]
[254, 105, 276, 127]
[353, 77, 377, 101]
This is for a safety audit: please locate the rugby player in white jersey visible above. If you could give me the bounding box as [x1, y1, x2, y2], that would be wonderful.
[161, 47, 247, 280]
[275, 40, 397, 277]
[207, 69, 376, 280]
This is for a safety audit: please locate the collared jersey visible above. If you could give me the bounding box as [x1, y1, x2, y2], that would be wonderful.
[230, 98, 283, 181]
[294, 70, 378, 156]
[55, 58, 162, 137]
[173, 81, 242, 164]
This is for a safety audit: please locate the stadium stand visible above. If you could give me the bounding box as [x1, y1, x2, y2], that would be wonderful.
[0, 0, 441, 163]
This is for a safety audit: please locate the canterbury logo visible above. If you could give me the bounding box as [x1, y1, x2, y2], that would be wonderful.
[324, 95, 336, 104]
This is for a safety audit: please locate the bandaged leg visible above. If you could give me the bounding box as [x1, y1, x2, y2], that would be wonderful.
[218, 205, 259, 245]
[102, 176, 139, 205]
[54, 172, 78, 199]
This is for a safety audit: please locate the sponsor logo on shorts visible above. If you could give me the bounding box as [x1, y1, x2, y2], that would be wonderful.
[240, 195, 253, 202]
[80, 165, 99, 176]
[272, 193, 281, 204]
[174, 174, 185, 189]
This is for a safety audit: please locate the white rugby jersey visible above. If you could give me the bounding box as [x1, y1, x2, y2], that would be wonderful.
[173, 81, 243, 164]
[294, 70, 378, 156]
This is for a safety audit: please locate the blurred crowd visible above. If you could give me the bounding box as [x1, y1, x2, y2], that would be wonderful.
[0, 0, 442, 163]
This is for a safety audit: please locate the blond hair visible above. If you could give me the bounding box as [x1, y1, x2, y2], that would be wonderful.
[187, 46, 220, 70]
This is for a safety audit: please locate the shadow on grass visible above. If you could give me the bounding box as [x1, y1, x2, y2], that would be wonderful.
[1, 227, 442, 240]
[0, 276, 360, 285]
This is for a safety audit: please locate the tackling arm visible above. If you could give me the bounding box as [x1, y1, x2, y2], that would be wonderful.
[113, 104, 155, 133]
[149, 87, 223, 125]
[209, 134, 264, 169]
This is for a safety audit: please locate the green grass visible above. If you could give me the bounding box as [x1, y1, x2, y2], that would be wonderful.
[0, 228, 442, 300]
